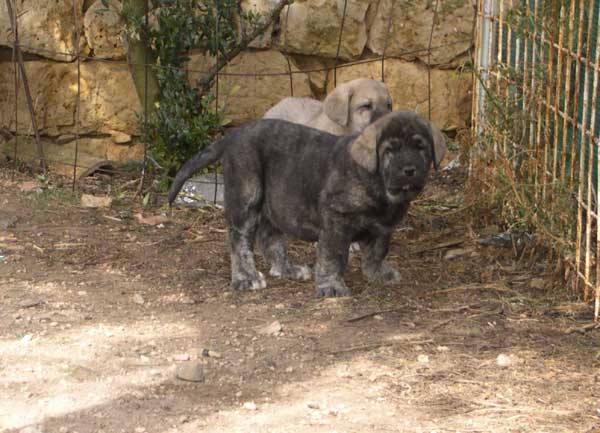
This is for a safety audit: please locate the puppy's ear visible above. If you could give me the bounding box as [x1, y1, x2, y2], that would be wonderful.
[429, 124, 446, 170]
[324, 85, 352, 126]
[350, 119, 381, 173]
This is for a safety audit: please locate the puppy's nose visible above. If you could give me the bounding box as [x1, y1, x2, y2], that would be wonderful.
[403, 166, 416, 177]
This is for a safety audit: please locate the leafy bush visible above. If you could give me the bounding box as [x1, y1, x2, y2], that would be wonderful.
[123, 0, 255, 187]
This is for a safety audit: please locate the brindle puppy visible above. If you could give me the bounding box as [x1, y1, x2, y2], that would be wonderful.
[168, 111, 443, 297]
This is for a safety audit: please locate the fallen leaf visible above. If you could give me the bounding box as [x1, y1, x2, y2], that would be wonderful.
[81, 194, 112, 208]
[134, 213, 170, 226]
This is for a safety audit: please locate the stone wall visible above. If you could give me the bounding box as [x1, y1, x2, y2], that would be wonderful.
[0, 0, 474, 170]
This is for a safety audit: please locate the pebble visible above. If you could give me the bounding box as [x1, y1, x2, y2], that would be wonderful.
[132, 294, 145, 305]
[417, 354, 430, 364]
[175, 361, 205, 382]
[258, 320, 282, 335]
[242, 401, 257, 411]
[496, 353, 518, 368]
[172, 353, 191, 362]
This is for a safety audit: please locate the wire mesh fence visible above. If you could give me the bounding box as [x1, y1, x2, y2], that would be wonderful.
[472, 0, 600, 320]
[2, 0, 473, 189]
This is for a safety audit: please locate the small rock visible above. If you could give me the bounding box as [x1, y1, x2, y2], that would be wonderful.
[373, 314, 384, 320]
[285, 366, 294, 373]
[436, 345, 449, 352]
[132, 294, 145, 305]
[173, 353, 191, 361]
[175, 360, 205, 382]
[235, 390, 243, 398]
[200, 348, 222, 358]
[258, 320, 282, 335]
[496, 353, 518, 368]
[417, 354, 430, 364]
[307, 402, 320, 410]
[242, 401, 258, 411]
[77, 290, 87, 296]
[81, 194, 112, 208]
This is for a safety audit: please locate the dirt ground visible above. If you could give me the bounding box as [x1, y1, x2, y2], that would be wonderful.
[1, 162, 599, 433]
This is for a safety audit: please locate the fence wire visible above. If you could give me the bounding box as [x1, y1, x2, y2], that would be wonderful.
[473, 0, 600, 320]
[4, 1, 463, 204]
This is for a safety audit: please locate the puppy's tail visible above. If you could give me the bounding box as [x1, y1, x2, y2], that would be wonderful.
[167, 137, 228, 206]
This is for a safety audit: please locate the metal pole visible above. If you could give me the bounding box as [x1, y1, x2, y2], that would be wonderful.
[5, 0, 46, 172]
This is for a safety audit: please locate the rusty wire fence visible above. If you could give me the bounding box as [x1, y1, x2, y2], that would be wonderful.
[2, 0, 473, 192]
[472, 0, 600, 319]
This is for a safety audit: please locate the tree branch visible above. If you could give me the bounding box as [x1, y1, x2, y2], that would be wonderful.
[196, 0, 293, 93]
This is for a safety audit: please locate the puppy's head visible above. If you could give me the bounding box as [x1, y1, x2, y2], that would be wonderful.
[350, 111, 444, 203]
[323, 78, 392, 133]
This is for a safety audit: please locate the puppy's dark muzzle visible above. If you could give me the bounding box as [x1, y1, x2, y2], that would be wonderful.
[387, 176, 425, 196]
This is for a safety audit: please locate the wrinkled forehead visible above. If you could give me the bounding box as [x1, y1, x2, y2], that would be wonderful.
[352, 81, 391, 104]
[378, 113, 431, 143]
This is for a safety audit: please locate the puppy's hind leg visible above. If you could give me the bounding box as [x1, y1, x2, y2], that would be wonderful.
[226, 178, 266, 292]
[257, 218, 311, 281]
[229, 221, 266, 291]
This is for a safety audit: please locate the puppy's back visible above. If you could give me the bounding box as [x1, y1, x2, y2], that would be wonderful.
[263, 97, 323, 126]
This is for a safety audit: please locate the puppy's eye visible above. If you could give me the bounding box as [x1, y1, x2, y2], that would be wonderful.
[359, 102, 373, 110]
[412, 134, 428, 150]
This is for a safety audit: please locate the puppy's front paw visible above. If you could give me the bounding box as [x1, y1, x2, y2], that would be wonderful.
[366, 263, 401, 285]
[231, 271, 267, 291]
[315, 280, 350, 298]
